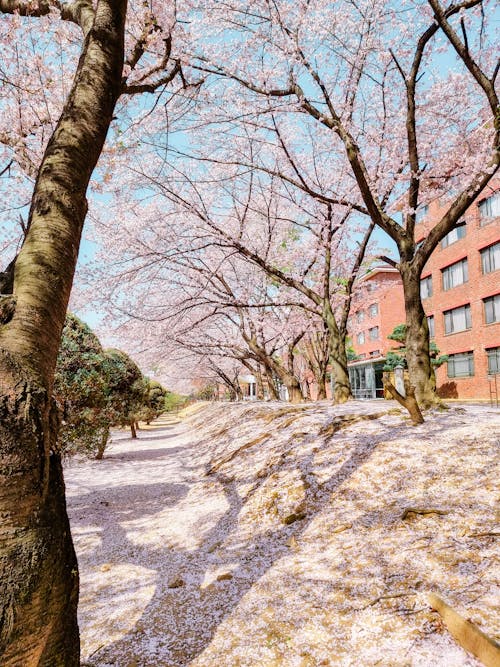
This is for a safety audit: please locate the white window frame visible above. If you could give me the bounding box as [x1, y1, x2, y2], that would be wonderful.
[441, 221, 466, 248]
[369, 326, 379, 340]
[484, 294, 500, 325]
[357, 331, 365, 344]
[442, 258, 468, 291]
[420, 275, 433, 299]
[478, 191, 500, 223]
[427, 315, 435, 338]
[444, 304, 472, 335]
[481, 242, 500, 274]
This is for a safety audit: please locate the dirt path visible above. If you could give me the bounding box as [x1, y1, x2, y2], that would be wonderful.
[65, 403, 499, 667]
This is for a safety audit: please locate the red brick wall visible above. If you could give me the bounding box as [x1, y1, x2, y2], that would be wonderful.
[347, 186, 499, 400]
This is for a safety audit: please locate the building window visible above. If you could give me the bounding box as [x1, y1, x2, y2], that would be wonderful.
[447, 351, 474, 378]
[420, 275, 433, 299]
[481, 242, 500, 274]
[487, 347, 500, 374]
[357, 331, 365, 344]
[444, 304, 471, 334]
[369, 326, 379, 340]
[478, 191, 500, 223]
[484, 294, 500, 324]
[427, 315, 435, 338]
[357, 353, 366, 360]
[415, 204, 429, 223]
[442, 258, 468, 291]
[356, 310, 365, 323]
[369, 349, 380, 357]
[441, 221, 466, 248]
[368, 303, 378, 317]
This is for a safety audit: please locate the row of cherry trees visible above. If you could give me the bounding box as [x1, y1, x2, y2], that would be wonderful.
[0, 0, 498, 663]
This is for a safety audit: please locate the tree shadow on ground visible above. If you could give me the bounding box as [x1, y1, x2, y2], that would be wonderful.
[73, 405, 488, 666]
[71, 410, 410, 667]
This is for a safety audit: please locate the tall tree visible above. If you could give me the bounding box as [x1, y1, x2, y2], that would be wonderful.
[0, 1, 127, 663]
[188, 0, 499, 406]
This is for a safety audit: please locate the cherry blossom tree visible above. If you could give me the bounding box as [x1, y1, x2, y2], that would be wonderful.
[186, 0, 499, 406]
[0, 1, 194, 662]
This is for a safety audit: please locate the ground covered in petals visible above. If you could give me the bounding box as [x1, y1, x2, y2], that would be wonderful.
[65, 400, 499, 667]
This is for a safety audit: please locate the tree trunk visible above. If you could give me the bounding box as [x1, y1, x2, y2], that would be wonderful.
[329, 331, 352, 403]
[0, 377, 79, 666]
[400, 266, 437, 408]
[95, 427, 110, 460]
[286, 381, 304, 404]
[0, 2, 126, 663]
[383, 373, 424, 425]
[130, 420, 137, 439]
[324, 308, 352, 403]
[316, 376, 327, 400]
[255, 366, 265, 400]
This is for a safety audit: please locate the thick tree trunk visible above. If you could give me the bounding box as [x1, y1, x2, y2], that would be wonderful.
[95, 427, 110, 460]
[0, 366, 79, 666]
[255, 366, 265, 400]
[286, 381, 304, 404]
[400, 266, 437, 408]
[329, 331, 352, 403]
[324, 308, 352, 403]
[316, 376, 327, 400]
[0, 2, 126, 664]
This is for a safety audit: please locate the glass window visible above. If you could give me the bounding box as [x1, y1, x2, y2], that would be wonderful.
[481, 242, 500, 274]
[447, 351, 474, 378]
[357, 331, 365, 344]
[444, 304, 472, 334]
[487, 347, 500, 374]
[442, 258, 468, 291]
[415, 204, 429, 223]
[369, 349, 380, 357]
[484, 294, 500, 324]
[356, 310, 365, 322]
[368, 303, 378, 317]
[478, 192, 500, 223]
[369, 326, 379, 340]
[441, 221, 466, 248]
[427, 315, 435, 338]
[420, 275, 433, 299]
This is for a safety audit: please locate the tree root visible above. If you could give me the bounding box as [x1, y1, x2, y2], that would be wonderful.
[360, 591, 415, 610]
[427, 593, 500, 667]
[401, 507, 449, 520]
[206, 433, 270, 475]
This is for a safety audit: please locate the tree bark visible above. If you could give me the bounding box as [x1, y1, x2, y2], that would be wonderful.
[286, 381, 304, 404]
[383, 373, 424, 425]
[95, 427, 110, 460]
[400, 265, 437, 408]
[328, 328, 352, 403]
[0, 2, 127, 664]
[130, 420, 137, 439]
[316, 376, 327, 400]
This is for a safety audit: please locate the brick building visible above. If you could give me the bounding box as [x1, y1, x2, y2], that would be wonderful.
[348, 187, 500, 400]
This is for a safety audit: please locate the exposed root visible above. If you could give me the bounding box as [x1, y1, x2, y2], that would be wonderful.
[207, 433, 270, 475]
[401, 508, 449, 520]
[319, 412, 386, 439]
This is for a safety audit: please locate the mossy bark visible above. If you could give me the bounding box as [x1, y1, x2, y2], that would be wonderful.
[0, 1, 126, 663]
